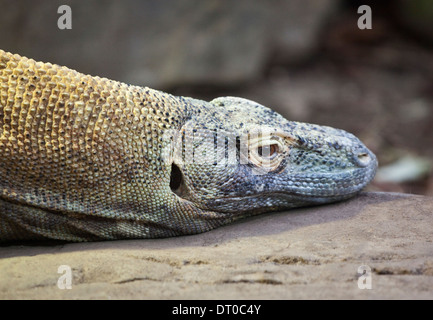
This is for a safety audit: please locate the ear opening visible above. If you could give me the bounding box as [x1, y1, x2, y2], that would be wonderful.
[170, 163, 183, 195]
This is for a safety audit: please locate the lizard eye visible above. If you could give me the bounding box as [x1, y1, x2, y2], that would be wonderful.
[257, 144, 279, 159]
[245, 129, 290, 171]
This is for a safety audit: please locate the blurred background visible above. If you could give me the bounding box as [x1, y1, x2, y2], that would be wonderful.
[0, 0, 432, 195]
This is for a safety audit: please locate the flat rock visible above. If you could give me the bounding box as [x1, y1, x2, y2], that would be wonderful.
[0, 192, 432, 299]
[0, 0, 338, 88]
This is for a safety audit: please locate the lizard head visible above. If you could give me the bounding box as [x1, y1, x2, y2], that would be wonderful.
[168, 97, 377, 215]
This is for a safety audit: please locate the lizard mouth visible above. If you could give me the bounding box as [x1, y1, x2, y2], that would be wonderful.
[224, 158, 377, 198]
[202, 163, 377, 213]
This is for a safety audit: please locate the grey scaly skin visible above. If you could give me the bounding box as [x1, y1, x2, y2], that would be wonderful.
[0, 50, 377, 242]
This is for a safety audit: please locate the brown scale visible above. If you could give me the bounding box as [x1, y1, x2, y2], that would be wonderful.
[0, 49, 226, 241]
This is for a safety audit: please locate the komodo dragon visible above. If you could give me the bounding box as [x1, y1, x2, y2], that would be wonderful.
[0, 49, 377, 242]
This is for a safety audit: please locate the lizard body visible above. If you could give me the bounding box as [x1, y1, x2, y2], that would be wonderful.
[0, 50, 377, 242]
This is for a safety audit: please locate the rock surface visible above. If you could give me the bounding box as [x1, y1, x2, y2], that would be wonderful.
[0, 0, 338, 88]
[0, 192, 432, 299]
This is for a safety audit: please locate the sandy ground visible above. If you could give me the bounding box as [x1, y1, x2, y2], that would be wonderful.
[0, 192, 432, 300]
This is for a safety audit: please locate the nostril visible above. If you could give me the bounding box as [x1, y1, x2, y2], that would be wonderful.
[357, 152, 371, 167]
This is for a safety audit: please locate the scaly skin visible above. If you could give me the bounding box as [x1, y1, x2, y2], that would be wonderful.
[0, 50, 377, 242]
